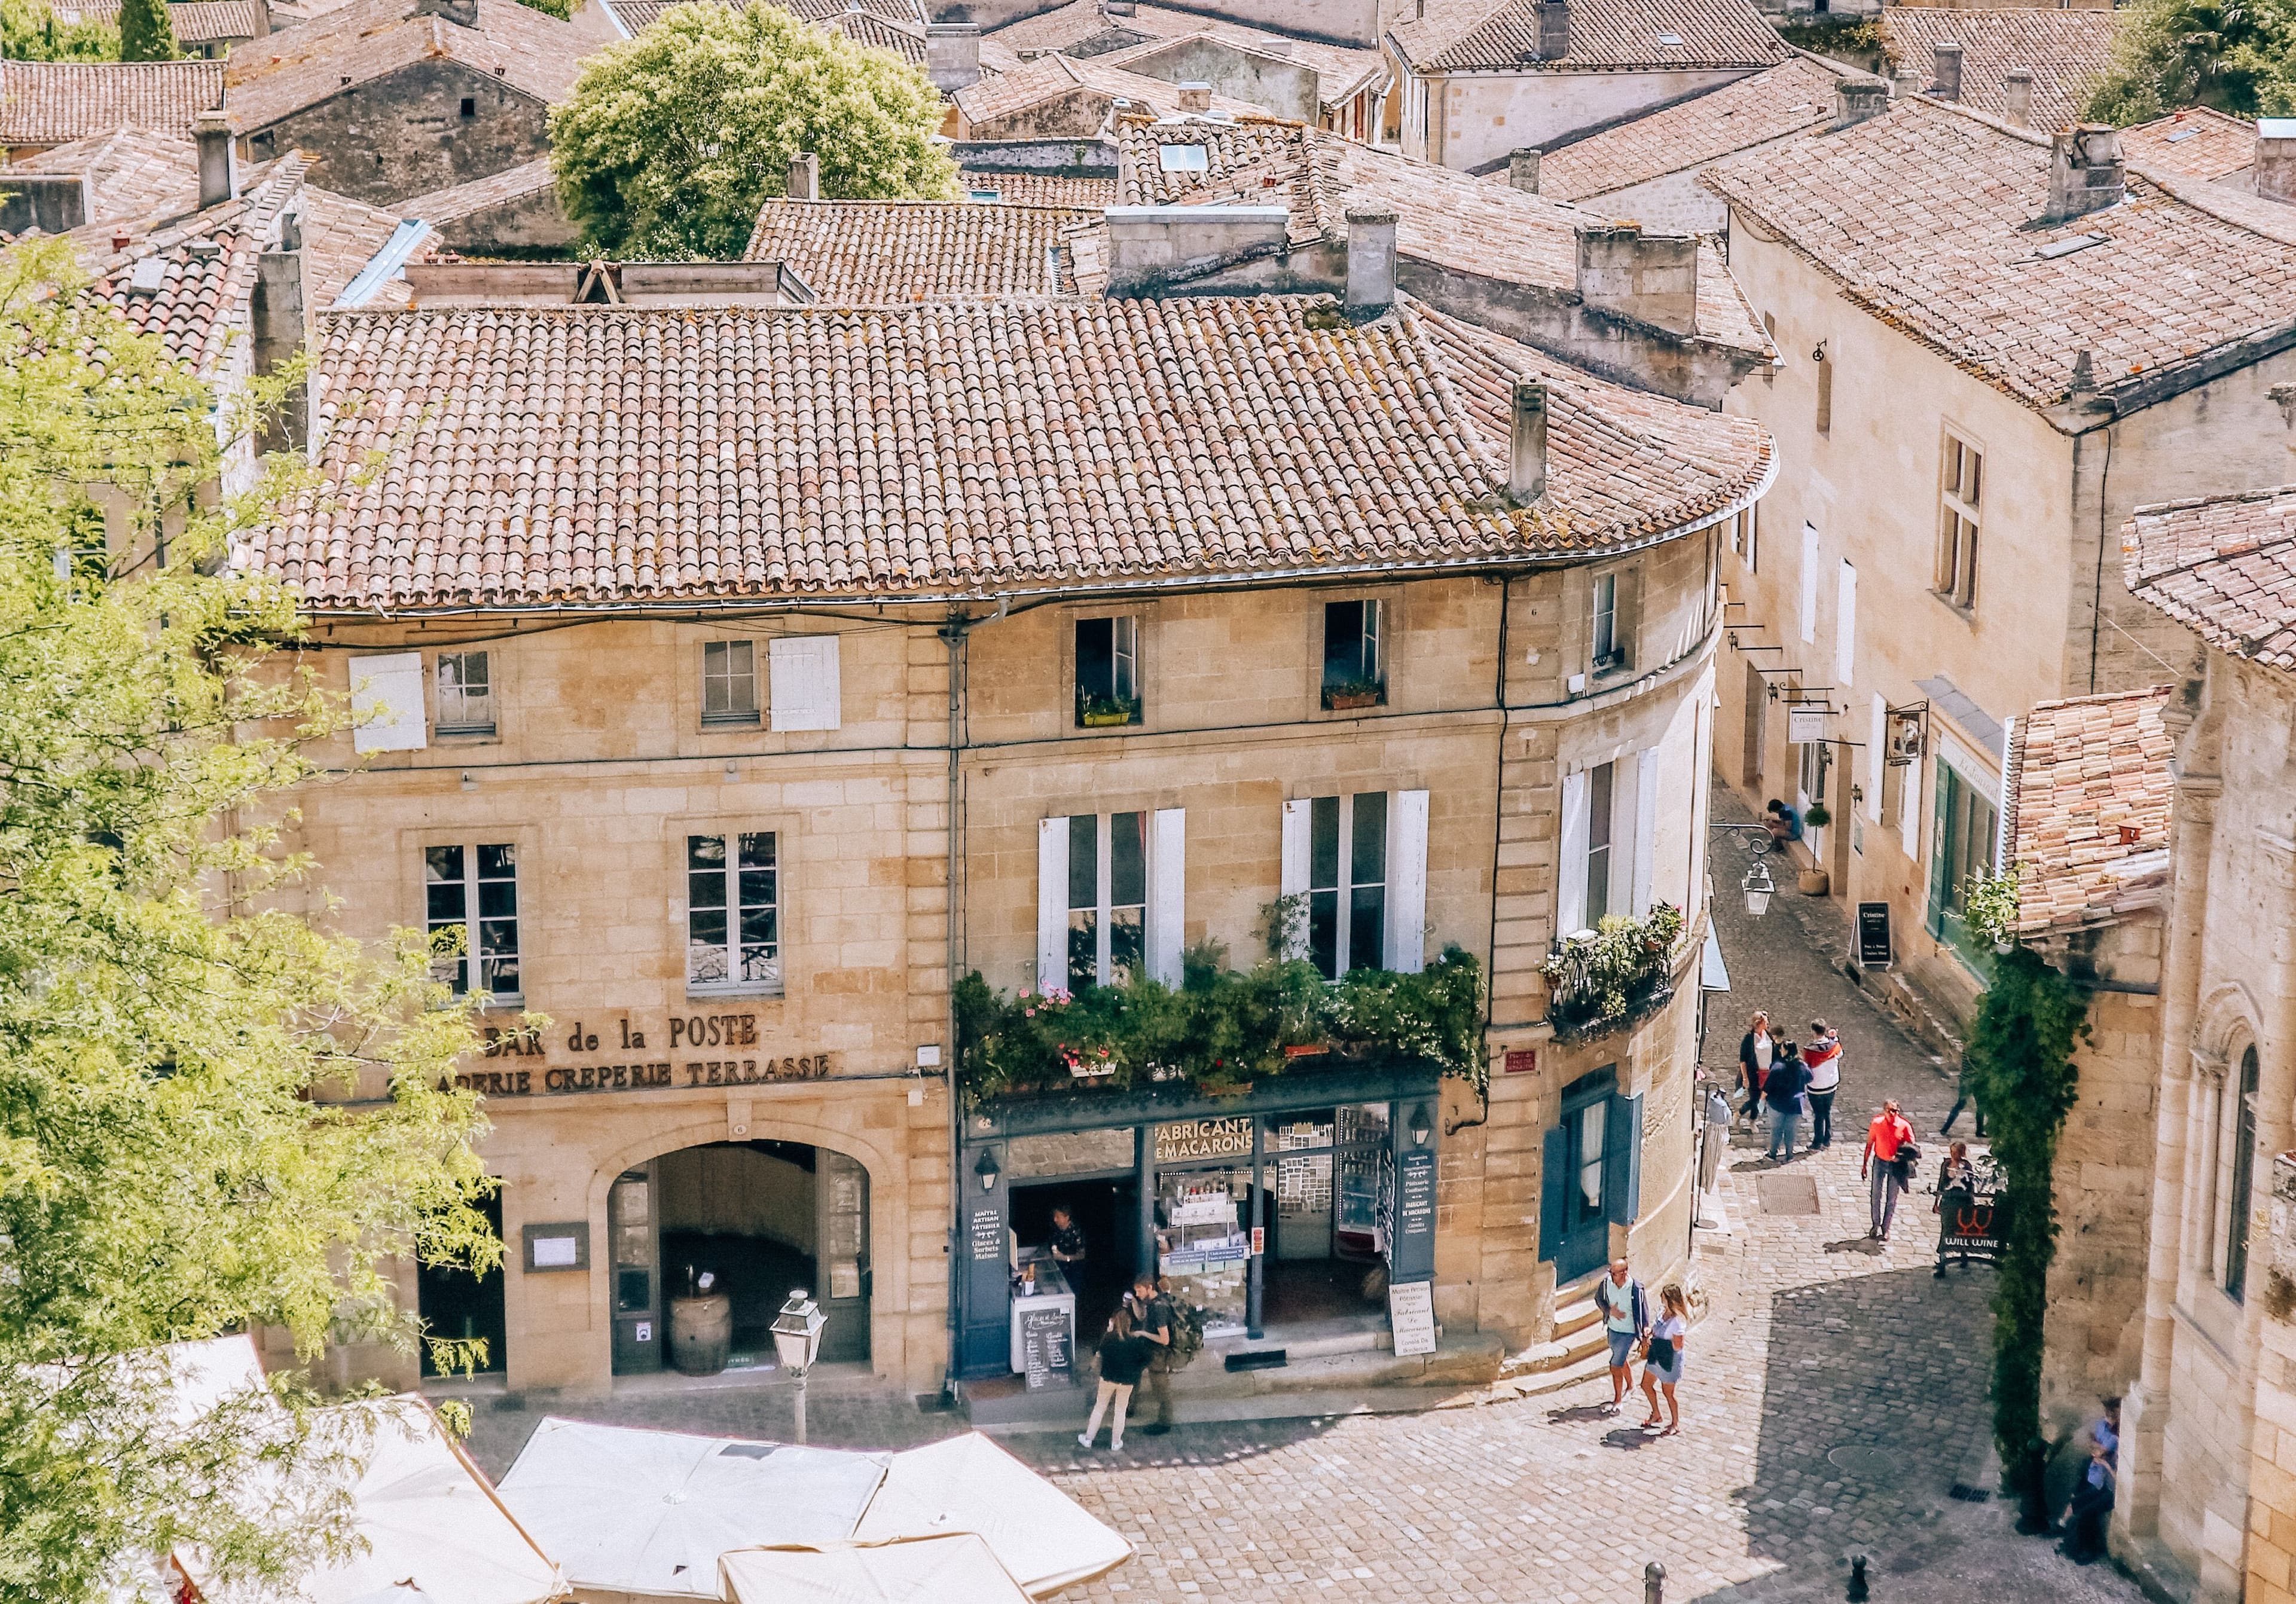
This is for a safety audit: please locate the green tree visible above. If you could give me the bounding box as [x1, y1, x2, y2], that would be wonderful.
[1, 0, 118, 60]
[0, 236, 499, 1600]
[114, 0, 175, 60]
[2086, 0, 2296, 123]
[549, 0, 955, 259]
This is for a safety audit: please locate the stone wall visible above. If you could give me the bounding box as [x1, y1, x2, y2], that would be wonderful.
[244, 59, 553, 205]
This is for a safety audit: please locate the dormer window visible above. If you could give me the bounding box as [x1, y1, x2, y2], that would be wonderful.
[1159, 144, 1208, 173]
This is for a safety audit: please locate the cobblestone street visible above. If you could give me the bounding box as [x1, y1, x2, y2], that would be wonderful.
[460, 808, 2151, 1603]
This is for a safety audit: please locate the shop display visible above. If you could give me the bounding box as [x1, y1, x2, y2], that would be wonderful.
[1156, 1172, 1249, 1339]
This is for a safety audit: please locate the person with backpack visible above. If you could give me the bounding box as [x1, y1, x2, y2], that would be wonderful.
[1593, 1257, 1649, 1413]
[1802, 1021, 1842, 1149]
[1077, 1313, 1150, 1452]
[1763, 1040, 1810, 1163]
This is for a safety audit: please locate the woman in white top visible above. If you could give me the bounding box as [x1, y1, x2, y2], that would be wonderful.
[1639, 1283, 1690, 1436]
[1737, 1012, 1773, 1126]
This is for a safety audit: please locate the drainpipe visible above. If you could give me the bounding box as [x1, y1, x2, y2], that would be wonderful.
[940, 605, 971, 1405]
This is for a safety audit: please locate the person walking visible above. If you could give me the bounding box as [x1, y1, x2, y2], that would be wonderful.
[1077, 1313, 1150, 1452]
[1763, 1040, 1809, 1162]
[1737, 1012, 1774, 1128]
[1802, 1020, 1842, 1148]
[1934, 1139, 1979, 1275]
[1638, 1283, 1690, 1435]
[2060, 1398, 2121, 1563]
[1861, 1099, 1918, 1241]
[1593, 1258, 1649, 1414]
[1125, 1273, 1176, 1436]
[1941, 1061, 1987, 1138]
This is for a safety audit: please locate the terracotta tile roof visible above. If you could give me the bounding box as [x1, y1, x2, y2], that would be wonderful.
[6, 127, 201, 231]
[1113, 115, 1339, 247]
[57, 0, 271, 41]
[1703, 97, 2296, 415]
[954, 51, 1266, 129]
[1879, 8, 2117, 133]
[0, 60, 223, 148]
[1388, 0, 1788, 74]
[251, 292, 1771, 610]
[741, 197, 1092, 299]
[985, 0, 1384, 112]
[956, 170, 1118, 207]
[598, 0, 922, 37]
[2126, 485, 2296, 671]
[300, 185, 416, 305]
[400, 154, 556, 223]
[2004, 686, 2172, 934]
[224, 0, 590, 132]
[2120, 106, 2255, 183]
[821, 5, 924, 62]
[1533, 57, 1840, 202]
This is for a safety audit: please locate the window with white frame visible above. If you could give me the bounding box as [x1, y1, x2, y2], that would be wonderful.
[1937, 433, 1982, 610]
[1308, 793, 1388, 977]
[1591, 574, 1626, 673]
[702, 640, 760, 728]
[1322, 599, 1384, 709]
[1063, 812, 1146, 990]
[1074, 617, 1140, 727]
[1583, 762, 1615, 925]
[685, 832, 780, 992]
[436, 650, 494, 735]
[425, 843, 520, 1000]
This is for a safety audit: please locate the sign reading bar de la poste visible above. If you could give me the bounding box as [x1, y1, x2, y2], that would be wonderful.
[453, 1013, 833, 1098]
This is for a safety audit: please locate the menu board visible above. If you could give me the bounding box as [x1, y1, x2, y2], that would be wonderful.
[969, 1206, 1004, 1263]
[1021, 1304, 1072, 1390]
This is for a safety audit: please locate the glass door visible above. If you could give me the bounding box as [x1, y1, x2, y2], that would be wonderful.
[816, 1150, 871, 1363]
[609, 1165, 662, 1374]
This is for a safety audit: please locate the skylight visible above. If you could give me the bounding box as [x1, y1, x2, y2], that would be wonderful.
[1159, 144, 1210, 173]
[2164, 127, 2200, 144]
[2034, 233, 2108, 261]
[1655, 31, 1683, 44]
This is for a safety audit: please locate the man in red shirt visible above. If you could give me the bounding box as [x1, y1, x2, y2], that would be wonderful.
[1861, 1100, 1916, 1241]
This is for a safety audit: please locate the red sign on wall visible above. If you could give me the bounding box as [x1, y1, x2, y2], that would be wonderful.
[1504, 1049, 1537, 1076]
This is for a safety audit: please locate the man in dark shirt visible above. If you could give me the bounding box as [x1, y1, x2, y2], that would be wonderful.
[1048, 1206, 1087, 1269]
[1125, 1273, 1176, 1436]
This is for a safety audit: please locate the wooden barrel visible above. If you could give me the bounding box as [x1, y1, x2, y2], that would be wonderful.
[669, 1291, 732, 1376]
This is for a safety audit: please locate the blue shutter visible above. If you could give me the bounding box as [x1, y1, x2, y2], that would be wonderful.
[1538, 1124, 1570, 1261]
[1604, 1092, 1644, 1226]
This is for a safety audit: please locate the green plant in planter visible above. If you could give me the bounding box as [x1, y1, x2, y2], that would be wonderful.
[1802, 801, 1833, 829]
[1540, 903, 1686, 1040]
[1076, 692, 1140, 727]
[1321, 674, 1384, 710]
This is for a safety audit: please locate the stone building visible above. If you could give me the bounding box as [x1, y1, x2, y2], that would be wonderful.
[242, 221, 1772, 1402]
[1877, 8, 2120, 131]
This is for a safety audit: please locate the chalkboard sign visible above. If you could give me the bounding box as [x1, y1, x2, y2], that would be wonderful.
[1387, 1279, 1437, 1358]
[1857, 902, 1893, 968]
[1020, 1304, 1072, 1390]
[969, 1206, 1004, 1263]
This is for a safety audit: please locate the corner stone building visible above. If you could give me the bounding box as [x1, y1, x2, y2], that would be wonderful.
[254, 267, 1769, 1401]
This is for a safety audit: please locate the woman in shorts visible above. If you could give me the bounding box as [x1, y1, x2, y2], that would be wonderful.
[1639, 1283, 1690, 1437]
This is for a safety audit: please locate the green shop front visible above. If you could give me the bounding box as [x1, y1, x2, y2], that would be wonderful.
[957, 1062, 1443, 1379]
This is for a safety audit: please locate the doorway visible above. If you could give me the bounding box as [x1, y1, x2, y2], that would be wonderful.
[1553, 1073, 1614, 1284]
[417, 1188, 505, 1376]
[1257, 1105, 1391, 1325]
[1010, 1177, 1137, 1345]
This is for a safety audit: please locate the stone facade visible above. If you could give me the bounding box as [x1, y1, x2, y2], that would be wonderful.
[242, 60, 554, 206]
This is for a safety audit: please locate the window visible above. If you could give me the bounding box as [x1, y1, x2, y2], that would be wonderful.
[1745, 499, 1758, 573]
[1064, 812, 1145, 990]
[1308, 793, 1387, 977]
[1591, 574, 1623, 672]
[1798, 738, 1828, 817]
[426, 844, 520, 1001]
[685, 832, 780, 993]
[702, 640, 759, 727]
[436, 650, 494, 735]
[2227, 1045, 2261, 1300]
[1926, 760, 1999, 965]
[459, 96, 476, 118]
[1937, 433, 1982, 609]
[1322, 599, 1384, 708]
[1583, 761, 1614, 926]
[1074, 616, 1140, 727]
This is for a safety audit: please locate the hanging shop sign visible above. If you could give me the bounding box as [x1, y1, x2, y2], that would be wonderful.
[451, 1013, 833, 1098]
[1787, 705, 1827, 745]
[1155, 1117, 1253, 1163]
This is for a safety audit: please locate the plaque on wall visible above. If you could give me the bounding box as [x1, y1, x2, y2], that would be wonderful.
[1387, 1279, 1437, 1358]
[522, 1221, 591, 1273]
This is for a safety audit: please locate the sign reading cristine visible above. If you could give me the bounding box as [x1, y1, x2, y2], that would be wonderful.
[452, 1012, 833, 1097]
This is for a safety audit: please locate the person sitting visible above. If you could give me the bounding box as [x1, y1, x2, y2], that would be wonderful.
[1764, 799, 1803, 845]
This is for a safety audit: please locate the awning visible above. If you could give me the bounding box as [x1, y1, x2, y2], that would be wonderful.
[720, 1533, 1033, 1603]
[853, 1433, 1131, 1597]
[1701, 927, 1732, 993]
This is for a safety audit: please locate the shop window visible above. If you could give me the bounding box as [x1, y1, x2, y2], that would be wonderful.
[425, 842, 520, 1001]
[701, 640, 759, 728]
[2227, 1044, 2261, 1301]
[1321, 599, 1384, 710]
[1937, 432, 1981, 611]
[685, 832, 780, 994]
[1925, 760, 1998, 968]
[1064, 812, 1146, 991]
[1074, 616, 1140, 728]
[435, 649, 494, 735]
[1308, 793, 1386, 978]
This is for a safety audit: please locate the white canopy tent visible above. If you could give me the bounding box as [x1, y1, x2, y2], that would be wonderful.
[718, 1534, 1032, 1604]
[853, 1434, 1130, 1598]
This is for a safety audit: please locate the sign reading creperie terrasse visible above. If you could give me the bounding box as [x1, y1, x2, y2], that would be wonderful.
[453, 1013, 833, 1097]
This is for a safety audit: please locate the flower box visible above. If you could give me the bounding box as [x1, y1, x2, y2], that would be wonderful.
[1322, 685, 1384, 711]
[1080, 708, 1137, 727]
[1283, 1042, 1330, 1058]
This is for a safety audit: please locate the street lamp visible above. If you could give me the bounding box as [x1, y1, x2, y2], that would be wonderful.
[1741, 858, 1774, 918]
[975, 1147, 1000, 1192]
[771, 1288, 827, 1444]
[1409, 1104, 1433, 1148]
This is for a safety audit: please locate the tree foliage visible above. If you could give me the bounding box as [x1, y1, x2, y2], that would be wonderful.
[114, 0, 175, 61]
[549, 0, 955, 258]
[2086, 0, 2296, 123]
[0, 237, 498, 1601]
[1, 0, 118, 60]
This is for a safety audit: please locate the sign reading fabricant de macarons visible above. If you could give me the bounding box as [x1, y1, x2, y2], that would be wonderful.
[452, 1013, 833, 1097]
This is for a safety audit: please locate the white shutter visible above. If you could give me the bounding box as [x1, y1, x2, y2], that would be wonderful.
[1558, 769, 1589, 937]
[1631, 747, 1658, 918]
[768, 636, 841, 731]
[1279, 799, 1312, 960]
[1836, 560, 1857, 686]
[1799, 524, 1819, 644]
[1689, 685, 1713, 902]
[1899, 754, 1922, 859]
[1385, 789, 1429, 973]
[1149, 807, 1186, 986]
[1867, 693, 1886, 823]
[1036, 817, 1068, 992]
[351, 652, 426, 753]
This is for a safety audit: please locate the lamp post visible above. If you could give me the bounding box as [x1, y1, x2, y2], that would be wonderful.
[770, 1288, 827, 1445]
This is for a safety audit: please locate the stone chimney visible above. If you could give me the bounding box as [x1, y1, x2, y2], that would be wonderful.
[1510, 381, 1548, 504]
[1831, 77, 1889, 130]
[1509, 148, 1541, 193]
[0, 173, 90, 235]
[2257, 118, 2296, 204]
[1534, 0, 1568, 59]
[925, 23, 981, 93]
[1177, 81, 1212, 112]
[1344, 204, 1397, 317]
[411, 0, 478, 27]
[787, 151, 820, 201]
[254, 213, 308, 453]
[1574, 222, 1698, 336]
[251, 0, 270, 34]
[1929, 41, 1962, 102]
[2044, 124, 2126, 224]
[194, 110, 235, 210]
[2003, 68, 2034, 127]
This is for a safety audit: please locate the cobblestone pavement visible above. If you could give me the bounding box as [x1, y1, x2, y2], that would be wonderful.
[460, 800, 2151, 1603]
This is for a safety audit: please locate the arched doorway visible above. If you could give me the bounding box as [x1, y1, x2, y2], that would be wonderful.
[608, 1140, 871, 1375]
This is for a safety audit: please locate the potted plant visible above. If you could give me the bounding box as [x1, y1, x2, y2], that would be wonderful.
[1076, 691, 1140, 727]
[1322, 675, 1384, 711]
[1803, 802, 1833, 829]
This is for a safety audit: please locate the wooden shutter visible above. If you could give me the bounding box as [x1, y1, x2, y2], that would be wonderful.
[1036, 817, 1068, 992]
[1385, 789, 1429, 973]
[1604, 1091, 1644, 1227]
[1867, 693, 1887, 823]
[1538, 1125, 1571, 1261]
[350, 652, 426, 753]
[1149, 807, 1185, 986]
[1836, 559, 1857, 686]
[768, 636, 841, 731]
[1558, 769, 1589, 936]
[1278, 799, 1311, 960]
[1631, 749, 1657, 918]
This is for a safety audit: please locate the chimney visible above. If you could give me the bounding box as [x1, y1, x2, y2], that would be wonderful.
[2003, 68, 2034, 127]
[787, 151, 820, 201]
[253, 228, 309, 452]
[1177, 81, 1212, 113]
[1509, 381, 1548, 504]
[411, 0, 478, 25]
[251, 0, 270, 33]
[1508, 147, 1541, 193]
[1929, 41, 1962, 102]
[2257, 118, 2296, 204]
[0, 172, 90, 235]
[1344, 203, 1397, 317]
[1534, 0, 1568, 59]
[2044, 124, 2126, 224]
[1831, 77, 1889, 130]
[1574, 221, 1699, 335]
[194, 110, 235, 209]
[925, 23, 981, 93]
